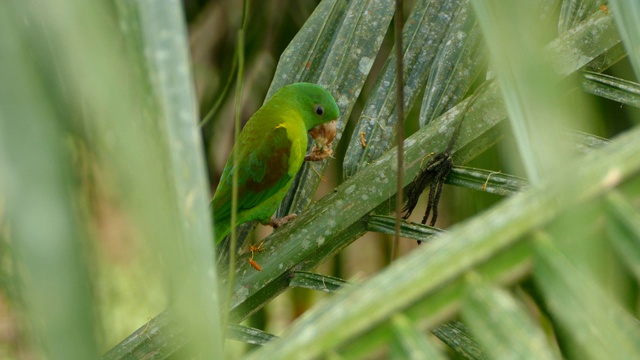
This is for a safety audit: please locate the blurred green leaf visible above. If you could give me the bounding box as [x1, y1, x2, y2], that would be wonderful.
[473, 1, 581, 184]
[133, 1, 223, 356]
[390, 314, 446, 360]
[566, 130, 610, 154]
[533, 232, 640, 359]
[608, 0, 640, 78]
[340, 239, 533, 359]
[444, 131, 609, 196]
[0, 3, 99, 358]
[546, 11, 620, 78]
[558, 0, 600, 34]
[462, 273, 558, 360]
[606, 191, 640, 281]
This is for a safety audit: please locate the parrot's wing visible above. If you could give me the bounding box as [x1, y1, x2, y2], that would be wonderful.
[212, 124, 295, 224]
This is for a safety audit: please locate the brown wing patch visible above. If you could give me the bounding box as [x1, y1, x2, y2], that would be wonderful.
[212, 125, 295, 222]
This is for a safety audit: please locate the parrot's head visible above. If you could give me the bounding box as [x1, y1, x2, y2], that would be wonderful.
[286, 82, 340, 160]
[271, 83, 340, 157]
[275, 82, 340, 131]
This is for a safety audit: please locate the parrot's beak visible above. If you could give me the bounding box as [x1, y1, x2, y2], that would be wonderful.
[308, 120, 337, 146]
[305, 120, 337, 162]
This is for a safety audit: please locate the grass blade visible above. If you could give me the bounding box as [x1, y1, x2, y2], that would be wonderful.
[558, 0, 600, 34]
[605, 191, 640, 281]
[582, 71, 640, 108]
[472, 1, 583, 184]
[0, 4, 98, 358]
[432, 322, 485, 360]
[446, 167, 527, 196]
[462, 273, 558, 360]
[289, 271, 348, 293]
[390, 314, 446, 360]
[366, 215, 443, 242]
[128, 1, 223, 356]
[534, 232, 640, 359]
[608, 0, 640, 78]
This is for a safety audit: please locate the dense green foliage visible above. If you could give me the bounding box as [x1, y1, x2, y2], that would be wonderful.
[2, 0, 640, 359]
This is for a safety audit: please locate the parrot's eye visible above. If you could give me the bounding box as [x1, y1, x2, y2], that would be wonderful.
[314, 104, 324, 116]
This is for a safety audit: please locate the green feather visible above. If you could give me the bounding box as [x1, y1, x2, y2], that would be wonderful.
[212, 83, 339, 245]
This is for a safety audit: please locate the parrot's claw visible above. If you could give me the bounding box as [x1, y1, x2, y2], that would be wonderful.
[304, 146, 333, 161]
[270, 214, 297, 229]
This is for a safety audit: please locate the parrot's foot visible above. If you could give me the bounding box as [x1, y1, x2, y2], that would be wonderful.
[305, 146, 333, 161]
[270, 214, 297, 229]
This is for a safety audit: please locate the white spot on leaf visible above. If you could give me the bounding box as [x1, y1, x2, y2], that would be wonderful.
[359, 57, 374, 75]
[338, 95, 349, 108]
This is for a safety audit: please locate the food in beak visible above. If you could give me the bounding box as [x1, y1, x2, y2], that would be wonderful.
[305, 120, 337, 161]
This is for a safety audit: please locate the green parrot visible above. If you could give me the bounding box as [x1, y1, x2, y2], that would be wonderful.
[212, 82, 340, 245]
